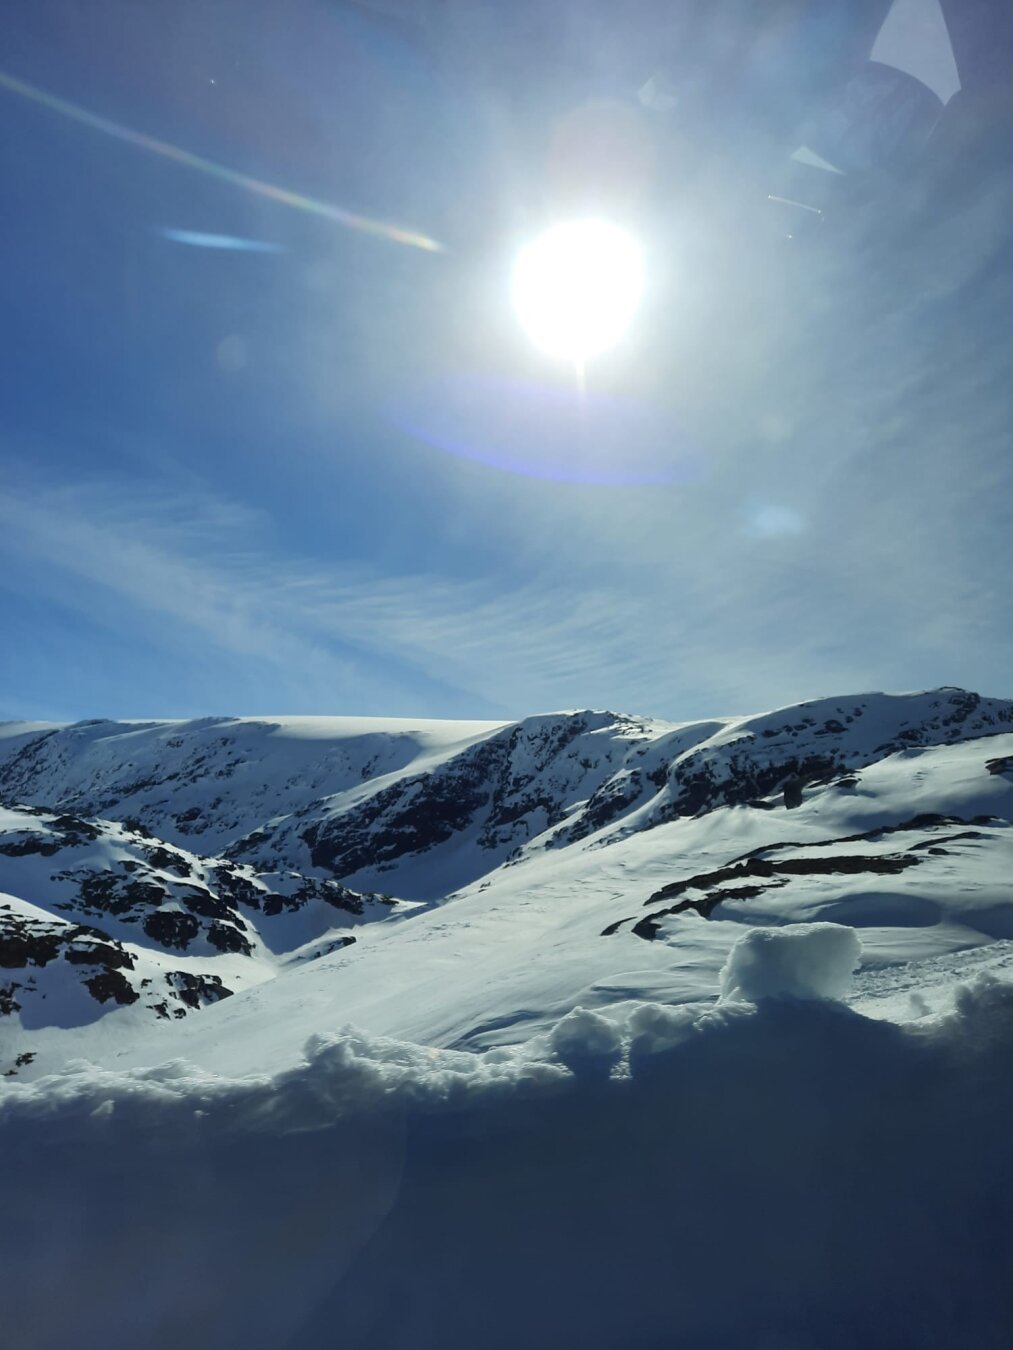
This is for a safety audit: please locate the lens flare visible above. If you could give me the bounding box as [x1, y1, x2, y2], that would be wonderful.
[0, 69, 442, 253]
[512, 220, 644, 361]
[392, 373, 703, 486]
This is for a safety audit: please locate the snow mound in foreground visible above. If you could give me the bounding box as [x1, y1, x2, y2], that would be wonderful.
[719, 921, 863, 1002]
[2, 975, 1012, 1350]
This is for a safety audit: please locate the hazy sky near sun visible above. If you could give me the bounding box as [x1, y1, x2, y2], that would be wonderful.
[2, 0, 1011, 723]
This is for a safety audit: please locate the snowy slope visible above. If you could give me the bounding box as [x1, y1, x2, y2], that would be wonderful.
[0, 715, 508, 857]
[1, 687, 1011, 1076]
[53, 723, 1001, 1083]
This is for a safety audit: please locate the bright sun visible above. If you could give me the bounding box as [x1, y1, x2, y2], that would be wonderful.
[511, 220, 644, 363]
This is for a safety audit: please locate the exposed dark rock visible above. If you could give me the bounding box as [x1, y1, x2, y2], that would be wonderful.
[181, 886, 236, 922]
[66, 870, 169, 916]
[664, 752, 842, 821]
[724, 814, 998, 866]
[303, 738, 505, 876]
[556, 771, 647, 846]
[600, 819, 968, 938]
[206, 921, 252, 955]
[64, 932, 135, 970]
[85, 969, 139, 1005]
[0, 982, 23, 1014]
[164, 970, 233, 1009]
[122, 816, 153, 838]
[49, 815, 101, 844]
[648, 850, 921, 910]
[0, 728, 59, 800]
[300, 715, 618, 880]
[213, 867, 263, 909]
[302, 935, 357, 960]
[226, 829, 271, 858]
[293, 877, 384, 914]
[0, 928, 62, 968]
[818, 719, 847, 736]
[0, 905, 142, 1019]
[144, 845, 193, 876]
[142, 910, 200, 951]
[613, 849, 921, 941]
[0, 834, 63, 858]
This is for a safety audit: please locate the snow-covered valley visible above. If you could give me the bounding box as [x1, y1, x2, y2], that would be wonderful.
[2, 687, 1012, 1348]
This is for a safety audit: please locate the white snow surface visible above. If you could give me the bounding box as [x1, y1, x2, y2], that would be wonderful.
[719, 921, 863, 1001]
[1, 689, 1012, 1348]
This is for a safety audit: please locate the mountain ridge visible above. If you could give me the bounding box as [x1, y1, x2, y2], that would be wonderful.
[1, 687, 1011, 1075]
[3, 688, 1010, 894]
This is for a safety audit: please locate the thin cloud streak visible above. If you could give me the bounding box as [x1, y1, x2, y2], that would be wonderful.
[0, 479, 675, 713]
[158, 228, 287, 254]
[0, 475, 901, 719]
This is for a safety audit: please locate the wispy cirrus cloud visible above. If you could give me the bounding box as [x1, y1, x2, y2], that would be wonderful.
[0, 474, 691, 715]
[157, 227, 288, 254]
[0, 470, 903, 720]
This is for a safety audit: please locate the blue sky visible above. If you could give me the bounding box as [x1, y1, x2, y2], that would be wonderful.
[1, 0, 1011, 722]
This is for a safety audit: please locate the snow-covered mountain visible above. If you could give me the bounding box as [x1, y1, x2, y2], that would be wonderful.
[1, 686, 1011, 1070]
[2, 687, 1010, 891]
[2, 688, 1012, 1350]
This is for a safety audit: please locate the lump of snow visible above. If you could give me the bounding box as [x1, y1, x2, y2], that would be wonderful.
[719, 922, 862, 1003]
[547, 1006, 623, 1077]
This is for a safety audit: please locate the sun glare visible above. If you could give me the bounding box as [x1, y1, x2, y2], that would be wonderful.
[512, 220, 644, 362]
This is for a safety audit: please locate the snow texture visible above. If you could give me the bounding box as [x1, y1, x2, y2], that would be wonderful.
[719, 921, 863, 1002]
[2, 978, 1012, 1350]
[546, 1004, 624, 1076]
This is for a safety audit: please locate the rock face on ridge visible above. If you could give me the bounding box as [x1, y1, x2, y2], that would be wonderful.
[215, 689, 1013, 893]
[2, 691, 1012, 898]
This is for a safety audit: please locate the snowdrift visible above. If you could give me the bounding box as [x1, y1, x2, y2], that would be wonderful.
[3, 961, 1012, 1350]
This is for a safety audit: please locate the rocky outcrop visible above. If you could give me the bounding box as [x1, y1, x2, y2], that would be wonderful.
[0, 802, 404, 1029]
[226, 691, 1013, 888]
[603, 813, 1003, 941]
[0, 899, 225, 1021]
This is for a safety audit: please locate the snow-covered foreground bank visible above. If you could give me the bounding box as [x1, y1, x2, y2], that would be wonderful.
[1, 690, 1012, 1346]
[3, 952, 1012, 1350]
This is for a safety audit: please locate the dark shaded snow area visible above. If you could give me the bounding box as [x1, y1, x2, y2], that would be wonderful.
[2, 965, 1012, 1350]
